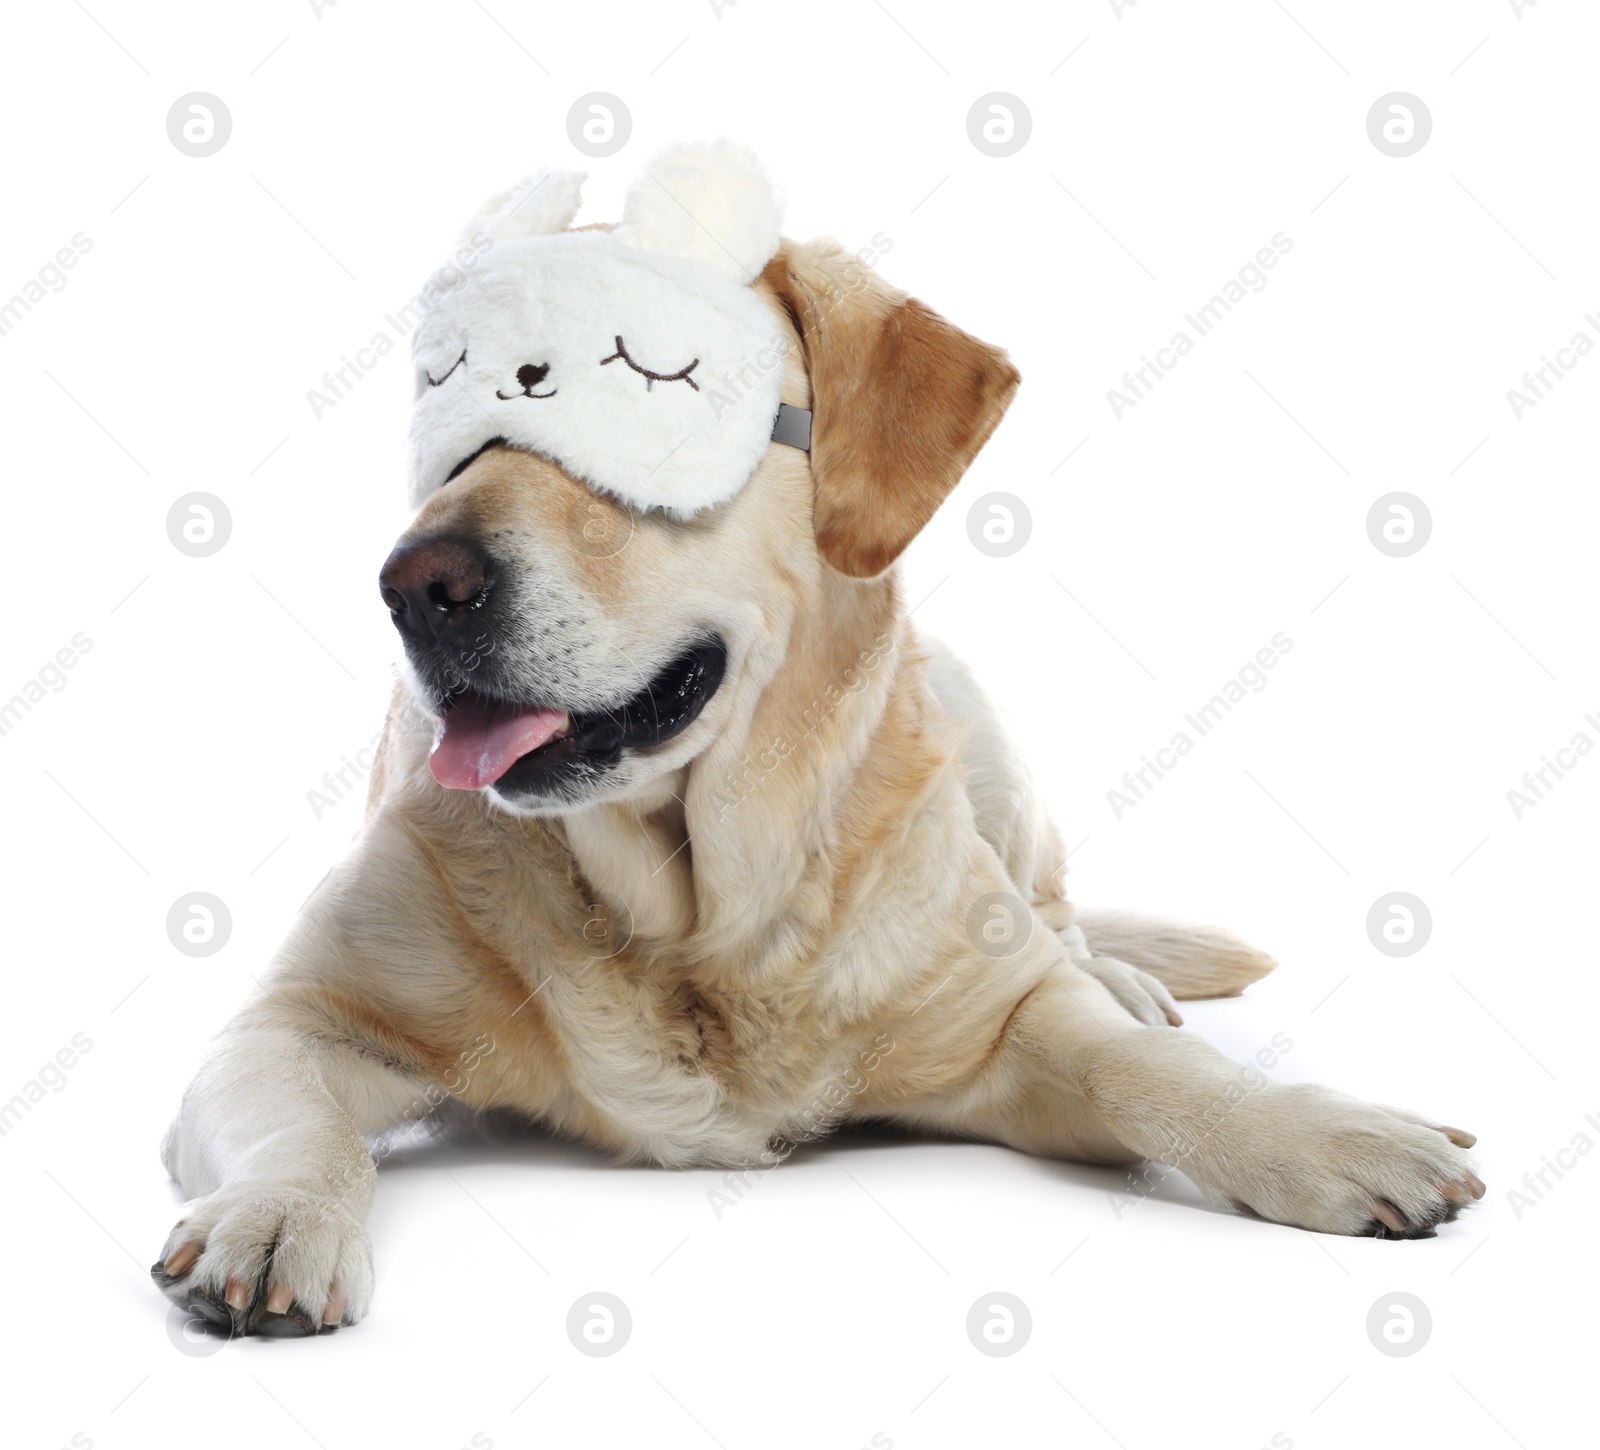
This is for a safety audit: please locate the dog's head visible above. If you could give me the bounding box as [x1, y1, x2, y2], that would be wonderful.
[381, 142, 1018, 816]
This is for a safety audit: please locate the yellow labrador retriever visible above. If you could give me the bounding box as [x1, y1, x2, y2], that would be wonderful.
[153, 144, 1482, 1336]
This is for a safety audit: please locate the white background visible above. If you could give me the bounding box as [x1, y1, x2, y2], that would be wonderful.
[3, 2, 1595, 1447]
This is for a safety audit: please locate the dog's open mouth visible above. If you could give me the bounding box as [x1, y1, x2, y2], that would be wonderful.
[429, 637, 727, 792]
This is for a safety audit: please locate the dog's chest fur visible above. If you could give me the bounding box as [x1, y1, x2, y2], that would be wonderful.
[531, 958, 808, 1166]
[333, 660, 1003, 1172]
[385, 795, 868, 1168]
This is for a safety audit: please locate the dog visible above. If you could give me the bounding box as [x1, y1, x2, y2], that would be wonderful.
[152, 143, 1483, 1336]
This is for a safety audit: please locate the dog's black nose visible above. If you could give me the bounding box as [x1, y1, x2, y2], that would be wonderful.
[517, 363, 549, 389]
[379, 535, 493, 641]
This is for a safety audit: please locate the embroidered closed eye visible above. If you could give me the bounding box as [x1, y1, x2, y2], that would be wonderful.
[599, 335, 700, 392]
[426, 350, 467, 387]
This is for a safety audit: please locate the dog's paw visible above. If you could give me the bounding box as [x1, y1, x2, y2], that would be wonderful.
[1077, 954, 1182, 1027]
[1203, 1084, 1485, 1238]
[151, 1183, 373, 1336]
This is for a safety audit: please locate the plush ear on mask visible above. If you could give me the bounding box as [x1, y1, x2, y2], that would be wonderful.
[762, 238, 1020, 579]
[615, 140, 782, 284]
[459, 165, 586, 245]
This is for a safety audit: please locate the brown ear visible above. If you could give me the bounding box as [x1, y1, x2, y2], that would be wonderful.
[762, 239, 1020, 579]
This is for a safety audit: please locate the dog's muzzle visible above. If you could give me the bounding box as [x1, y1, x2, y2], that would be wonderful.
[377, 534, 726, 799]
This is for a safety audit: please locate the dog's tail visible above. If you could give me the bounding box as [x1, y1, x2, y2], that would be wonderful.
[1075, 908, 1277, 1000]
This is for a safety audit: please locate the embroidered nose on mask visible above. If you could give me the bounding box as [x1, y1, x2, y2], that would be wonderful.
[497, 363, 556, 400]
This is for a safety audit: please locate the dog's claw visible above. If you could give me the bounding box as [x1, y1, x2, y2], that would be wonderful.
[163, 1241, 201, 1277]
[256, 1301, 321, 1337]
[1367, 1198, 1407, 1234]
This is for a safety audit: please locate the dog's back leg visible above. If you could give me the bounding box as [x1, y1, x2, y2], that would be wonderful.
[1072, 908, 1277, 1000]
[921, 635, 1275, 1015]
[921, 633, 1067, 905]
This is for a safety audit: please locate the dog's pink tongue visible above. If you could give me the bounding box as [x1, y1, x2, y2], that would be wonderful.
[430, 697, 567, 790]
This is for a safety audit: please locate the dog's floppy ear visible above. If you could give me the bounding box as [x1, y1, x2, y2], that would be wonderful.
[763, 238, 1020, 579]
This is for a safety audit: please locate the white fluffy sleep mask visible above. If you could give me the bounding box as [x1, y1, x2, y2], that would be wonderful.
[407, 141, 803, 517]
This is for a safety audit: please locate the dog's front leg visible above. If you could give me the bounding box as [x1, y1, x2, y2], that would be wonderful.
[972, 967, 1484, 1237]
[153, 1009, 420, 1335]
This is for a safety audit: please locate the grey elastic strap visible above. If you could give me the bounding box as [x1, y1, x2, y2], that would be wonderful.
[770, 403, 812, 451]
